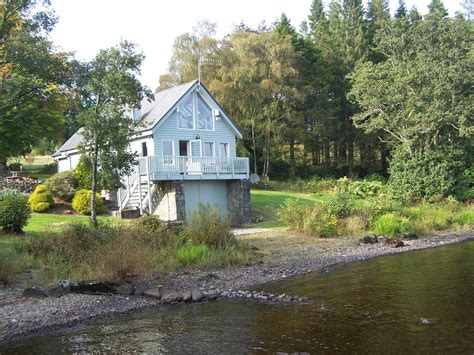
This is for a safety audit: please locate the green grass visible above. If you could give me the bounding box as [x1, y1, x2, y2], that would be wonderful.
[24, 213, 92, 233]
[250, 189, 330, 229]
[372, 213, 415, 237]
[176, 244, 211, 265]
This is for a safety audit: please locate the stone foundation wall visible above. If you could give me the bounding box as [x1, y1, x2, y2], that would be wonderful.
[226, 179, 251, 226]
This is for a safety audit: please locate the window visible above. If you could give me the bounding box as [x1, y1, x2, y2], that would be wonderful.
[197, 95, 213, 130]
[162, 140, 174, 165]
[219, 142, 229, 158]
[141, 142, 148, 157]
[203, 142, 214, 157]
[178, 95, 194, 129]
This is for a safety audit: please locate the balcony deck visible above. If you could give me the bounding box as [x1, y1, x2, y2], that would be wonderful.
[138, 156, 250, 181]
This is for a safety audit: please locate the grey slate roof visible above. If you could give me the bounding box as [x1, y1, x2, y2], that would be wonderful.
[52, 127, 84, 157]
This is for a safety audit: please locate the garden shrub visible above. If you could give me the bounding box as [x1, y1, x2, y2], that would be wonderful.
[44, 171, 78, 201]
[278, 198, 307, 231]
[74, 156, 94, 189]
[372, 213, 414, 237]
[182, 204, 235, 248]
[324, 191, 354, 218]
[458, 165, 474, 201]
[28, 185, 54, 212]
[0, 189, 31, 233]
[176, 244, 211, 265]
[72, 189, 106, 215]
[388, 146, 465, 201]
[301, 192, 354, 237]
[335, 177, 384, 198]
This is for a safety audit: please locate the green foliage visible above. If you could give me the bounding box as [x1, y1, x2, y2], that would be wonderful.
[280, 192, 354, 237]
[324, 192, 355, 218]
[182, 204, 235, 248]
[458, 165, 474, 201]
[278, 198, 307, 231]
[0, 1, 70, 164]
[28, 185, 54, 212]
[44, 171, 78, 201]
[176, 244, 211, 265]
[0, 190, 31, 233]
[132, 216, 176, 248]
[388, 146, 466, 201]
[74, 155, 94, 189]
[335, 177, 384, 198]
[72, 189, 106, 215]
[372, 213, 415, 237]
[77, 41, 152, 224]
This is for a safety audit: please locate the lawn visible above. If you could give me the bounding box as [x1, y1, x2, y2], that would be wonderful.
[0, 213, 105, 258]
[250, 189, 329, 229]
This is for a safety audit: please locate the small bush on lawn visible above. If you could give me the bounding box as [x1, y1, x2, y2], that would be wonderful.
[324, 191, 354, 218]
[176, 244, 211, 265]
[278, 198, 307, 231]
[0, 189, 31, 233]
[372, 213, 414, 237]
[72, 189, 106, 215]
[28, 185, 54, 212]
[44, 171, 78, 201]
[182, 204, 235, 248]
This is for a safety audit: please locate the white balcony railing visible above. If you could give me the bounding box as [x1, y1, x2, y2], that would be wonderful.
[138, 155, 250, 179]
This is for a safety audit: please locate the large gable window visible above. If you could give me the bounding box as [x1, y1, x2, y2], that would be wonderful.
[178, 94, 194, 129]
[197, 95, 214, 131]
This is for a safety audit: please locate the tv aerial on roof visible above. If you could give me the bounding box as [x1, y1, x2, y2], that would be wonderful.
[198, 58, 221, 83]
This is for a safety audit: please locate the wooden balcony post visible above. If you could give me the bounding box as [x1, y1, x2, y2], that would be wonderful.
[137, 164, 143, 214]
[146, 156, 152, 214]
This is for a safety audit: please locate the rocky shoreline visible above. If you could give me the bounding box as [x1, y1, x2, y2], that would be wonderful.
[0, 231, 473, 346]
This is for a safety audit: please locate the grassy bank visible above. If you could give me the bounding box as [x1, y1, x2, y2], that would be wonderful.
[0, 210, 255, 287]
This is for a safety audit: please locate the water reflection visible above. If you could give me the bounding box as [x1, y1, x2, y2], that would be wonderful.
[4, 241, 474, 353]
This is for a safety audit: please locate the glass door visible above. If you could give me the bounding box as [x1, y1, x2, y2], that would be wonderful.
[188, 139, 202, 174]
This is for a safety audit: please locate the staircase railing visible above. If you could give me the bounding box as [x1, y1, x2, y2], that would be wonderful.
[118, 165, 140, 212]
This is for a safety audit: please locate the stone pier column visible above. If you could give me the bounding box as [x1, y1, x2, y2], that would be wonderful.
[174, 181, 186, 221]
[227, 179, 251, 226]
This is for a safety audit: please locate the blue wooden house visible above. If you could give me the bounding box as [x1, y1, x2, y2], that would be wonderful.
[53, 80, 251, 224]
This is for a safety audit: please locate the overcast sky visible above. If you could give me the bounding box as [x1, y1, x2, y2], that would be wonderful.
[50, 0, 463, 90]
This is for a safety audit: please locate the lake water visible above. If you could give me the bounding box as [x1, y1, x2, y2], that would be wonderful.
[4, 241, 474, 353]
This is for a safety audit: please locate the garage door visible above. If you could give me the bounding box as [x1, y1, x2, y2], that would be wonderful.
[182, 181, 228, 220]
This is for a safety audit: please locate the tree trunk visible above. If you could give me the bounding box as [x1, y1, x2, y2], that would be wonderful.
[381, 146, 388, 174]
[324, 141, 330, 166]
[289, 139, 296, 177]
[339, 142, 347, 160]
[359, 143, 367, 170]
[251, 119, 258, 175]
[348, 140, 354, 178]
[0, 160, 7, 176]
[333, 142, 338, 166]
[91, 139, 99, 228]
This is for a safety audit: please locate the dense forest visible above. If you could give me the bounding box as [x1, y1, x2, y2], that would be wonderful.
[157, 0, 473, 199]
[0, 0, 472, 200]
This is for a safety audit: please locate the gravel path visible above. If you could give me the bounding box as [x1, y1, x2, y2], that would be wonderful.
[0, 230, 473, 345]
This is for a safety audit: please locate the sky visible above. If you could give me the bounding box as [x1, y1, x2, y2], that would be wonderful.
[50, 0, 463, 90]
